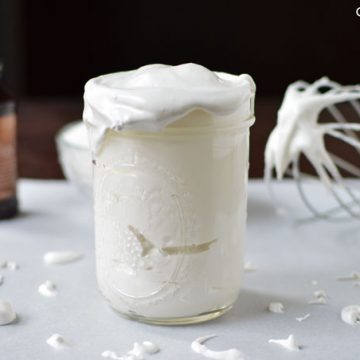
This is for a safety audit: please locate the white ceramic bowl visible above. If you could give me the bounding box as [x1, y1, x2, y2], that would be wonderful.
[56, 121, 92, 195]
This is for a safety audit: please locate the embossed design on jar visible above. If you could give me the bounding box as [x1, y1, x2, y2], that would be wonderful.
[94, 151, 197, 306]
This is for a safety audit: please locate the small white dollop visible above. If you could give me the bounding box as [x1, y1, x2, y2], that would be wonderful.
[191, 335, 246, 360]
[308, 297, 327, 305]
[38, 280, 57, 297]
[6, 261, 18, 271]
[141, 341, 160, 355]
[268, 334, 300, 351]
[268, 302, 284, 314]
[311, 280, 318, 286]
[44, 251, 82, 265]
[313, 290, 326, 298]
[244, 261, 257, 273]
[128, 341, 160, 359]
[341, 305, 360, 325]
[296, 313, 310, 322]
[102, 341, 160, 360]
[0, 274, 4, 285]
[0, 299, 16, 325]
[101, 350, 121, 359]
[308, 289, 327, 304]
[46, 333, 67, 349]
[337, 272, 360, 282]
[128, 342, 148, 359]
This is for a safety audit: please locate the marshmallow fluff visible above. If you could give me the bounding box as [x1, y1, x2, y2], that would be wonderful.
[44, 251, 82, 265]
[191, 335, 246, 360]
[83, 64, 255, 322]
[0, 299, 16, 325]
[268, 302, 284, 314]
[38, 280, 57, 297]
[268, 335, 301, 352]
[102, 341, 159, 359]
[341, 305, 360, 325]
[308, 289, 328, 305]
[296, 313, 310, 322]
[84, 63, 255, 153]
[46, 334, 67, 349]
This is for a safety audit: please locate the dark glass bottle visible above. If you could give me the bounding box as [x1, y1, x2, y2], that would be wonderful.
[0, 63, 18, 219]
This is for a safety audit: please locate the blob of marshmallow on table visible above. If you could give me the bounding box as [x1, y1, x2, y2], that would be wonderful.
[191, 335, 246, 360]
[265, 77, 360, 219]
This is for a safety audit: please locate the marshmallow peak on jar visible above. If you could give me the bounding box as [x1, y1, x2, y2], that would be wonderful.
[83, 63, 255, 153]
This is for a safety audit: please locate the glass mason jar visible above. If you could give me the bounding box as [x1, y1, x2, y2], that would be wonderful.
[93, 108, 255, 324]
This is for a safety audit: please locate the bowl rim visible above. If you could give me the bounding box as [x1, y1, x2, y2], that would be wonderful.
[56, 120, 89, 151]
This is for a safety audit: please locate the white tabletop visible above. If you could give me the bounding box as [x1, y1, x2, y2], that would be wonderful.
[0, 179, 360, 360]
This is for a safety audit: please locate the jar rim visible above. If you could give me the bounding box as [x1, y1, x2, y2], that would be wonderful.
[107, 115, 255, 139]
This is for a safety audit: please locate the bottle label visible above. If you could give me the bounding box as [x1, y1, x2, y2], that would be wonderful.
[0, 113, 16, 201]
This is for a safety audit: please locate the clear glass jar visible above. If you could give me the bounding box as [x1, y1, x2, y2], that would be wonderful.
[93, 109, 255, 324]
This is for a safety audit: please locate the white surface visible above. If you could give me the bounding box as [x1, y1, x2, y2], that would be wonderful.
[0, 179, 360, 359]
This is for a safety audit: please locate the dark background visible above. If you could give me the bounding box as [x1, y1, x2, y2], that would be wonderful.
[1, 0, 359, 177]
